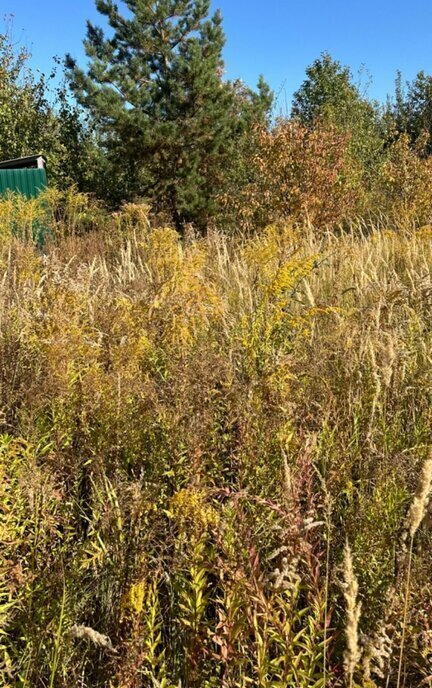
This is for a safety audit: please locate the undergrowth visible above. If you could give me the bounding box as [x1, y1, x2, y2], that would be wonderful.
[0, 201, 431, 687]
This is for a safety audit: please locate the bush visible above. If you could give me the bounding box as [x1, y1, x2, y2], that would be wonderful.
[374, 132, 432, 228]
[222, 120, 361, 231]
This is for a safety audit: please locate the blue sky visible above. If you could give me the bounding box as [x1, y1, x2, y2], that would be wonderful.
[2, 0, 432, 110]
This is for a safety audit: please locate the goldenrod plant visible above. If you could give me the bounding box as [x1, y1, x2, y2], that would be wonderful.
[0, 198, 432, 687]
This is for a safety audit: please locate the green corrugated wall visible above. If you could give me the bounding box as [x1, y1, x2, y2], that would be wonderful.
[0, 168, 47, 198]
[0, 168, 49, 246]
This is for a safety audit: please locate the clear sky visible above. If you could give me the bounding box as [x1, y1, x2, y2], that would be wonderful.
[2, 0, 432, 111]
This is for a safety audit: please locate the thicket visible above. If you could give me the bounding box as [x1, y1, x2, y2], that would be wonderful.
[0, 200, 431, 687]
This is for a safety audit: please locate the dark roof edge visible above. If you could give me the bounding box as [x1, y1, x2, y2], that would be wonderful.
[0, 154, 46, 170]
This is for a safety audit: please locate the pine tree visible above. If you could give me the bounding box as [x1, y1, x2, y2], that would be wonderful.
[66, 0, 272, 230]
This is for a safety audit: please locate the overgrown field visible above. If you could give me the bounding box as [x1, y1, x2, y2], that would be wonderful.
[1, 202, 432, 687]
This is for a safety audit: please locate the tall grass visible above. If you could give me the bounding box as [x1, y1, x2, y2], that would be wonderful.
[0, 197, 431, 686]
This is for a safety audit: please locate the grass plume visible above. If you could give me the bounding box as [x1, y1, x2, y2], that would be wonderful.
[0, 197, 431, 686]
[343, 542, 361, 687]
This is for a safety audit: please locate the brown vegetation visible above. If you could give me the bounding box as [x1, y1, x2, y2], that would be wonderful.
[0, 198, 431, 686]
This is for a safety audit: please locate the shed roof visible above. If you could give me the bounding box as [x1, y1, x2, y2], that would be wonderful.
[0, 154, 46, 170]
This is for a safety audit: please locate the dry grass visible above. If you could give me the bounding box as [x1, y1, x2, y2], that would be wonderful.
[0, 200, 431, 687]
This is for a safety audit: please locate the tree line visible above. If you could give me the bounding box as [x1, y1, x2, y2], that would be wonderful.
[4, 1, 432, 231]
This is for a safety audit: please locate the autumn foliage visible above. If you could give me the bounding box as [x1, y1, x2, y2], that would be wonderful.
[242, 121, 358, 228]
[1, 202, 432, 686]
[2, 17, 432, 688]
[374, 131, 432, 227]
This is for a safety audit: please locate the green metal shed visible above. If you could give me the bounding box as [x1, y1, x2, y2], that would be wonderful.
[0, 154, 48, 198]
